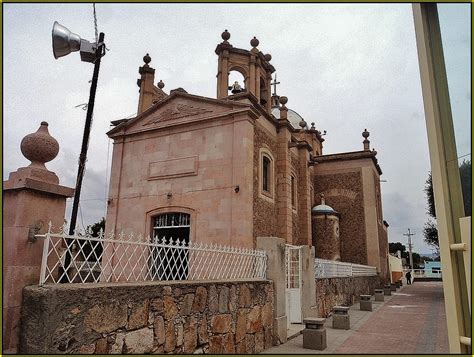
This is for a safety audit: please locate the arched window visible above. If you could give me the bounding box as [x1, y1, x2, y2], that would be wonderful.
[260, 77, 268, 106]
[228, 70, 246, 95]
[263, 156, 271, 193]
[259, 149, 275, 200]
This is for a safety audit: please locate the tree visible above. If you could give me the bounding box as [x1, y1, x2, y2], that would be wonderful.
[423, 220, 439, 249]
[82, 217, 105, 261]
[459, 160, 471, 216]
[423, 173, 439, 251]
[423, 160, 471, 249]
[389, 242, 406, 255]
[87, 217, 106, 237]
[424, 172, 436, 218]
[420, 255, 433, 262]
[388, 242, 423, 268]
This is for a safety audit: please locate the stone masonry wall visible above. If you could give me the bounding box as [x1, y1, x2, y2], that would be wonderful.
[378, 224, 390, 282]
[315, 276, 383, 317]
[291, 155, 301, 245]
[313, 170, 367, 265]
[253, 126, 278, 241]
[20, 280, 273, 354]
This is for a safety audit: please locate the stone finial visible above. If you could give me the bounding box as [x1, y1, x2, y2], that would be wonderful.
[320, 193, 325, 205]
[362, 128, 370, 150]
[250, 36, 259, 48]
[311, 122, 316, 130]
[279, 96, 288, 120]
[20, 122, 59, 169]
[299, 119, 307, 130]
[264, 53, 272, 61]
[157, 79, 165, 89]
[143, 53, 151, 66]
[221, 29, 231, 43]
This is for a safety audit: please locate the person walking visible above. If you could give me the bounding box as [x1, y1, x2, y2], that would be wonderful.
[405, 270, 412, 285]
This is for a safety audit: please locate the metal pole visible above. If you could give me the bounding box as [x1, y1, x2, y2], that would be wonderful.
[60, 32, 105, 283]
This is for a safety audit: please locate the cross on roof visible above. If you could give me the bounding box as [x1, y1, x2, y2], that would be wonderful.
[271, 73, 280, 96]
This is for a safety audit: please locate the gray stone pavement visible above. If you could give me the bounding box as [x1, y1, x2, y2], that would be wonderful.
[262, 281, 448, 354]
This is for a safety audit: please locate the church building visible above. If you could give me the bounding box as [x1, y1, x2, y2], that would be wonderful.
[105, 30, 389, 278]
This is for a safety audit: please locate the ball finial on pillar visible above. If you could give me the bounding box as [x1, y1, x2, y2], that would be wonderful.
[299, 119, 307, 130]
[362, 128, 370, 150]
[143, 53, 151, 65]
[20, 122, 59, 169]
[221, 29, 231, 43]
[250, 36, 259, 48]
[157, 79, 165, 89]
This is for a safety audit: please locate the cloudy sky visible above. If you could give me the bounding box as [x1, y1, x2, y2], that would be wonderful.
[3, 4, 470, 254]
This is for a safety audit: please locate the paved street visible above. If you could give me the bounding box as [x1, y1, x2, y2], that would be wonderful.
[262, 281, 449, 354]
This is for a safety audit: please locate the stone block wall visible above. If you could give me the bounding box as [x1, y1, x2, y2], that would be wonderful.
[315, 276, 383, 317]
[313, 170, 368, 265]
[253, 126, 278, 240]
[20, 280, 273, 354]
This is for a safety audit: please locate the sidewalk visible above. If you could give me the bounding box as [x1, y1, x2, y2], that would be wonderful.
[262, 281, 449, 354]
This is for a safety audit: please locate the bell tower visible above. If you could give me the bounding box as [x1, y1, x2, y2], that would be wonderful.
[215, 30, 275, 113]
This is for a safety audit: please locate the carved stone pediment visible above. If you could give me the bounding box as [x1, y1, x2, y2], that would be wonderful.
[142, 103, 213, 127]
[107, 91, 257, 138]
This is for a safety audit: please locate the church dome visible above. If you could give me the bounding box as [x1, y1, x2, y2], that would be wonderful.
[311, 203, 339, 216]
[271, 106, 306, 129]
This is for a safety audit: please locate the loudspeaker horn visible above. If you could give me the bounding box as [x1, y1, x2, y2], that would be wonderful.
[52, 21, 82, 59]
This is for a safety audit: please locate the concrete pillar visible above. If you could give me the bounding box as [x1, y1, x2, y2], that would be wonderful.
[300, 245, 318, 319]
[374, 289, 384, 302]
[256, 236, 287, 344]
[3, 122, 74, 353]
[332, 306, 350, 330]
[360, 295, 372, 311]
[303, 318, 327, 350]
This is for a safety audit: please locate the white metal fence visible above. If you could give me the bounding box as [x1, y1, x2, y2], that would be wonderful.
[315, 258, 377, 278]
[36, 223, 267, 285]
[403, 268, 442, 280]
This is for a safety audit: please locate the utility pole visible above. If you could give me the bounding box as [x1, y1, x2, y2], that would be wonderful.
[403, 228, 415, 270]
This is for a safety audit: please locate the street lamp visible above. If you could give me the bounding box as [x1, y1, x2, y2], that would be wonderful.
[52, 22, 106, 281]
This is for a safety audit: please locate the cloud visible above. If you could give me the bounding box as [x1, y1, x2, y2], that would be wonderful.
[4, 4, 470, 253]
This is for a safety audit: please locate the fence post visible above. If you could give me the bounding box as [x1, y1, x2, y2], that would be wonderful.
[256, 236, 287, 345]
[300, 245, 318, 319]
[38, 223, 52, 286]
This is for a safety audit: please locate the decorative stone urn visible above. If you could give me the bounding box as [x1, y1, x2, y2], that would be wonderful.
[20, 121, 59, 169]
[10, 121, 61, 184]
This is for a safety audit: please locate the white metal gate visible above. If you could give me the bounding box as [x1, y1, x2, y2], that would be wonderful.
[285, 245, 303, 325]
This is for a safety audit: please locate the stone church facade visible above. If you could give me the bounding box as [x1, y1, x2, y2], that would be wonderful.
[105, 31, 389, 278]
